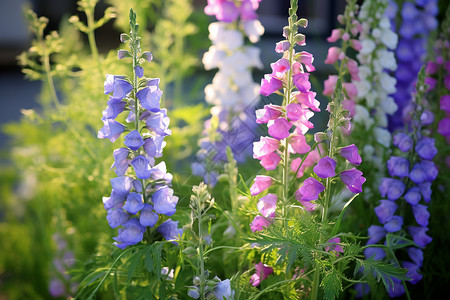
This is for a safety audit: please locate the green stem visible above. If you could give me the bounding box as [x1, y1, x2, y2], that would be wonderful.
[310, 262, 321, 300]
[85, 7, 103, 77]
[198, 211, 206, 300]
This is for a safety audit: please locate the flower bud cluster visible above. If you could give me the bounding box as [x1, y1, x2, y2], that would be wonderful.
[386, 0, 439, 130]
[98, 13, 182, 248]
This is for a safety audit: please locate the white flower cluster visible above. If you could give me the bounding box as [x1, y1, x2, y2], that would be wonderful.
[203, 22, 264, 113]
[354, 0, 398, 152]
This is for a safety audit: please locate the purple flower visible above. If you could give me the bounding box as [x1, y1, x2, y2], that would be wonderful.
[338, 144, 362, 166]
[135, 65, 144, 78]
[384, 215, 403, 232]
[255, 105, 282, 124]
[364, 247, 386, 260]
[292, 73, 311, 93]
[421, 160, 438, 181]
[130, 155, 152, 179]
[387, 277, 405, 297]
[268, 117, 292, 140]
[145, 109, 172, 136]
[412, 204, 430, 227]
[375, 200, 398, 224]
[111, 148, 130, 176]
[409, 163, 427, 184]
[113, 218, 146, 249]
[387, 156, 409, 178]
[112, 79, 133, 99]
[415, 137, 437, 160]
[102, 97, 126, 120]
[139, 204, 158, 227]
[257, 193, 277, 218]
[214, 279, 233, 300]
[249, 262, 273, 287]
[404, 187, 422, 205]
[313, 156, 337, 178]
[402, 261, 423, 284]
[270, 58, 290, 79]
[136, 86, 162, 112]
[103, 190, 127, 210]
[98, 119, 125, 143]
[275, 41, 290, 53]
[250, 176, 273, 196]
[104, 74, 125, 94]
[157, 219, 183, 244]
[325, 237, 343, 256]
[143, 138, 157, 157]
[393, 133, 413, 152]
[379, 178, 405, 201]
[340, 168, 366, 193]
[152, 186, 178, 216]
[407, 247, 424, 267]
[297, 177, 325, 201]
[367, 225, 386, 244]
[408, 226, 432, 247]
[106, 208, 129, 228]
[250, 215, 272, 232]
[260, 75, 283, 96]
[122, 192, 144, 214]
[419, 182, 432, 203]
[124, 130, 145, 151]
[110, 176, 133, 196]
[49, 279, 65, 297]
[286, 103, 302, 121]
[401, 2, 419, 20]
[150, 161, 173, 184]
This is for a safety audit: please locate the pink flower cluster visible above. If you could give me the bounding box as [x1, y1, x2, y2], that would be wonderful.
[323, 6, 363, 115]
[205, 0, 261, 23]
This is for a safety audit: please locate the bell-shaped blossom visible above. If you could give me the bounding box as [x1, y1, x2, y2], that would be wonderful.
[384, 215, 403, 232]
[106, 208, 129, 228]
[325, 237, 343, 256]
[407, 247, 424, 267]
[110, 176, 133, 196]
[387, 156, 409, 178]
[374, 200, 398, 224]
[408, 226, 432, 247]
[268, 117, 292, 140]
[113, 218, 146, 249]
[297, 51, 315, 72]
[130, 155, 152, 179]
[260, 75, 283, 96]
[292, 73, 311, 93]
[250, 215, 272, 232]
[402, 261, 423, 284]
[324, 47, 340, 64]
[98, 119, 125, 143]
[275, 40, 290, 53]
[143, 138, 156, 158]
[249, 262, 273, 287]
[139, 204, 158, 227]
[255, 105, 282, 124]
[214, 279, 234, 300]
[327, 29, 342, 43]
[313, 156, 336, 178]
[409, 163, 427, 184]
[420, 160, 438, 182]
[340, 168, 366, 193]
[338, 144, 362, 165]
[367, 225, 386, 244]
[250, 176, 273, 196]
[102, 98, 126, 120]
[257, 193, 277, 218]
[111, 148, 130, 176]
[157, 219, 183, 245]
[145, 109, 172, 136]
[297, 177, 325, 201]
[270, 58, 290, 79]
[415, 137, 437, 160]
[404, 187, 422, 206]
[103, 190, 127, 210]
[122, 192, 144, 215]
[124, 130, 145, 151]
[419, 182, 432, 203]
[386, 277, 405, 297]
[323, 75, 338, 96]
[136, 86, 162, 112]
[288, 133, 311, 154]
[260, 152, 281, 170]
[104, 74, 125, 94]
[393, 133, 413, 152]
[253, 136, 280, 159]
[412, 204, 429, 227]
[364, 247, 386, 260]
[295, 91, 320, 112]
[111, 79, 133, 99]
[286, 103, 302, 121]
[134, 65, 143, 78]
[379, 178, 405, 201]
[152, 186, 178, 216]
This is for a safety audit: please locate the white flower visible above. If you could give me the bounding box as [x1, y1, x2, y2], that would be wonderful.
[373, 59, 383, 73]
[372, 28, 382, 39]
[365, 92, 377, 108]
[355, 80, 371, 99]
[243, 46, 263, 69]
[374, 127, 391, 147]
[243, 20, 265, 43]
[380, 96, 398, 115]
[379, 73, 396, 94]
[379, 17, 390, 29]
[354, 105, 374, 130]
[374, 109, 388, 127]
[363, 144, 375, 161]
[377, 49, 397, 71]
[202, 46, 226, 70]
[360, 39, 376, 55]
[381, 28, 398, 49]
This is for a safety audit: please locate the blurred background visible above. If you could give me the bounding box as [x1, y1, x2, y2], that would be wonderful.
[0, 0, 345, 157]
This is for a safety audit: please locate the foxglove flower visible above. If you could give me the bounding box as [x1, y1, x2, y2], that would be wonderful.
[250, 175, 273, 196]
[249, 262, 273, 287]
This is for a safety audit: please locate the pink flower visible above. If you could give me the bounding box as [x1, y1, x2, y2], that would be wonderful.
[295, 191, 318, 210]
[250, 215, 271, 232]
[253, 136, 280, 159]
[292, 61, 303, 75]
[250, 262, 273, 286]
[268, 118, 292, 140]
[239, 0, 257, 20]
[343, 82, 358, 101]
[286, 103, 302, 121]
[297, 51, 315, 72]
[255, 104, 282, 124]
[324, 47, 341, 64]
[425, 61, 438, 75]
[340, 168, 365, 193]
[339, 144, 362, 165]
[327, 29, 342, 43]
[250, 176, 273, 196]
[271, 58, 290, 79]
[260, 152, 281, 170]
[323, 75, 338, 96]
[425, 77, 437, 91]
[313, 156, 337, 178]
[288, 133, 311, 154]
[291, 158, 305, 178]
[257, 193, 277, 217]
[292, 110, 314, 134]
[297, 177, 325, 201]
[292, 73, 311, 93]
[275, 41, 291, 53]
[260, 75, 283, 96]
[347, 58, 360, 81]
[205, 0, 239, 22]
[325, 237, 344, 256]
[295, 91, 320, 112]
[342, 99, 356, 117]
[350, 39, 362, 51]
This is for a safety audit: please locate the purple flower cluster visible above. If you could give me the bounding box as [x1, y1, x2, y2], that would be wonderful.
[364, 131, 437, 296]
[48, 234, 77, 298]
[98, 35, 182, 248]
[386, 0, 439, 130]
[205, 0, 261, 23]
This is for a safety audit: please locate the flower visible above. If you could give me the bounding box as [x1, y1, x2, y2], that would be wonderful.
[249, 262, 273, 287]
[386, 156, 409, 178]
[157, 219, 183, 245]
[214, 279, 234, 300]
[340, 168, 366, 193]
[407, 226, 432, 247]
[257, 193, 277, 218]
[374, 200, 398, 224]
[98, 119, 125, 143]
[268, 117, 292, 140]
[124, 130, 145, 151]
[250, 176, 273, 196]
[122, 192, 144, 215]
[139, 204, 158, 227]
[136, 85, 162, 112]
[325, 237, 343, 256]
[313, 156, 337, 178]
[379, 178, 405, 201]
[297, 177, 325, 201]
[338, 144, 362, 165]
[250, 215, 272, 232]
[152, 186, 178, 216]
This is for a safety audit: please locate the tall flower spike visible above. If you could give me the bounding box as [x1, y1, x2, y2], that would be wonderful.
[98, 9, 181, 248]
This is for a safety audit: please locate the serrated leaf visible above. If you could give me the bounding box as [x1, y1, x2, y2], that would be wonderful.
[358, 258, 409, 290]
[321, 268, 342, 300]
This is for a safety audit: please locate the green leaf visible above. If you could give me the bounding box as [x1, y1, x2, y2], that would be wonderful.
[357, 258, 410, 290]
[330, 193, 359, 237]
[321, 268, 342, 300]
